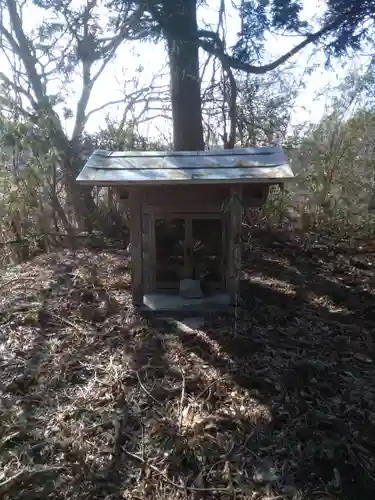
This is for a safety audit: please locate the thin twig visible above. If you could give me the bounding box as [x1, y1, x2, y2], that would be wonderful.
[196, 377, 223, 400]
[178, 367, 186, 432]
[123, 449, 246, 493]
[51, 313, 86, 334]
[0, 277, 36, 290]
[0, 302, 42, 315]
[135, 371, 162, 408]
[0, 432, 20, 451]
[0, 466, 65, 494]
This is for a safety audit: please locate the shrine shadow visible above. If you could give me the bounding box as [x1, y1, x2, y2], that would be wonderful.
[171, 239, 375, 499]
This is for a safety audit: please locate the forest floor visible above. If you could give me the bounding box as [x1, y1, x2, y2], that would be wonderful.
[1, 231, 375, 500]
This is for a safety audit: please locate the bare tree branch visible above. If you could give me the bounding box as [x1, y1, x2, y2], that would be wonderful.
[222, 64, 237, 149]
[0, 24, 21, 54]
[86, 98, 134, 120]
[99, 4, 146, 55]
[197, 13, 350, 75]
[71, 0, 98, 139]
[0, 95, 33, 117]
[6, 0, 49, 106]
[0, 71, 37, 107]
[71, 3, 148, 139]
[135, 113, 172, 124]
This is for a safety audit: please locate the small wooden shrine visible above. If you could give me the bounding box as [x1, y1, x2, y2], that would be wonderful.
[77, 147, 294, 311]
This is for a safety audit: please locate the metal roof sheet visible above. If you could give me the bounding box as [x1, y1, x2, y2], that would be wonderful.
[76, 147, 294, 185]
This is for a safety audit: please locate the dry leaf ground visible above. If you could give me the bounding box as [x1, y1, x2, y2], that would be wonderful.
[0, 232, 375, 499]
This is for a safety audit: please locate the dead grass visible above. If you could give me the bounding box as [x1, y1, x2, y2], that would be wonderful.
[0, 236, 375, 499]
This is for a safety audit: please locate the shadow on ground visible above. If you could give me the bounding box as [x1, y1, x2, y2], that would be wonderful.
[172, 233, 375, 499]
[1, 236, 375, 499]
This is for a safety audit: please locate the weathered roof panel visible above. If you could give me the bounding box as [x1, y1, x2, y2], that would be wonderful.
[77, 147, 294, 185]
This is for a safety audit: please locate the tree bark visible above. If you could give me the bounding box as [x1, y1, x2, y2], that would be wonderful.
[165, 0, 204, 151]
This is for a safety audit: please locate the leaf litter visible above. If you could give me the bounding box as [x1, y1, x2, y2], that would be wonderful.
[0, 234, 374, 499]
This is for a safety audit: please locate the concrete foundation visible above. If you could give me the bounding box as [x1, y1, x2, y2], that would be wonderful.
[142, 293, 231, 313]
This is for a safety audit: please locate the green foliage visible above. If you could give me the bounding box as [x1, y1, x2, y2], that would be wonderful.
[266, 66, 375, 235]
[0, 116, 52, 263]
[115, 0, 375, 75]
[81, 117, 168, 158]
[1, 0, 375, 263]
[236, 69, 299, 145]
[230, 0, 375, 73]
[323, 0, 375, 57]
[233, 1, 307, 62]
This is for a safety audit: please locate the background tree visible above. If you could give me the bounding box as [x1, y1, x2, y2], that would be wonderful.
[121, 0, 375, 150]
[0, 0, 166, 232]
[1, 0, 375, 259]
[201, 63, 303, 147]
[262, 63, 375, 235]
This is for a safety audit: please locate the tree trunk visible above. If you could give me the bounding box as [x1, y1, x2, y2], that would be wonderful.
[166, 0, 204, 151]
[64, 151, 107, 233]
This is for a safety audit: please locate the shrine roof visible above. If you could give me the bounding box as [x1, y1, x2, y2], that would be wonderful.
[76, 146, 294, 185]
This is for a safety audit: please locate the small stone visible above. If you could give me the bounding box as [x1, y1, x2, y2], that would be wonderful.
[253, 460, 279, 484]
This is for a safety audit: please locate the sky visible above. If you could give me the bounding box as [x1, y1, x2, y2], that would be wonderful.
[1, 0, 373, 142]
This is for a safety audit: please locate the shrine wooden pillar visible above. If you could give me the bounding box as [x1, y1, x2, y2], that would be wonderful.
[227, 186, 243, 304]
[129, 187, 143, 306]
